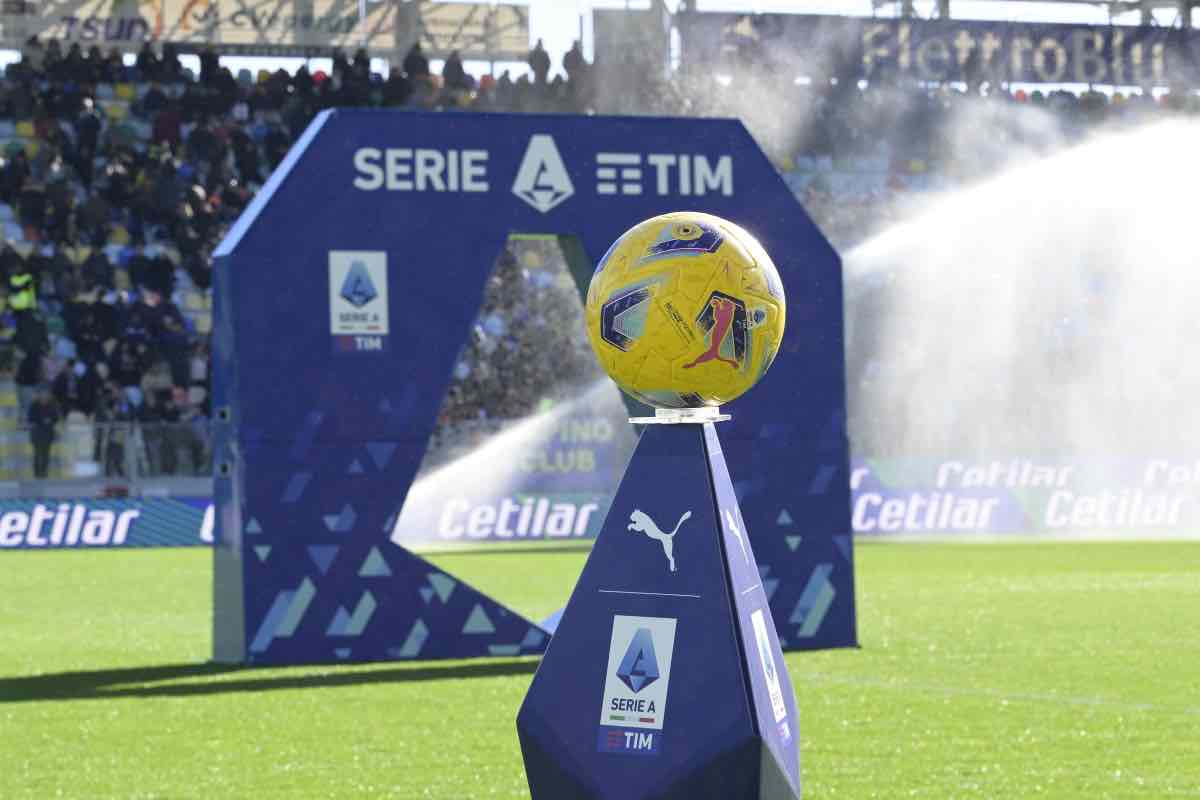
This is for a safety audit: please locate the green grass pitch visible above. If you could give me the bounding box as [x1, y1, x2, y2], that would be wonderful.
[1, 542, 1197, 798]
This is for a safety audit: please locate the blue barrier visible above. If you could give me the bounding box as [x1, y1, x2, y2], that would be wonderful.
[211, 109, 857, 665]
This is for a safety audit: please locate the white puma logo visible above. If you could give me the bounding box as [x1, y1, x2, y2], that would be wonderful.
[628, 509, 692, 572]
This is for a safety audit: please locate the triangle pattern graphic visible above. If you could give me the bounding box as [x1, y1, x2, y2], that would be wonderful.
[786, 536, 802, 552]
[327, 606, 352, 636]
[777, 509, 794, 526]
[391, 618, 429, 659]
[308, 545, 339, 575]
[322, 504, 357, 533]
[366, 442, 398, 470]
[254, 545, 271, 562]
[359, 547, 392, 577]
[238, 538, 549, 664]
[462, 604, 496, 634]
[428, 573, 456, 603]
[521, 627, 547, 649]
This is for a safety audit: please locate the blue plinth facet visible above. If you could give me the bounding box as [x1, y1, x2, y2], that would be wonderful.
[518, 423, 801, 799]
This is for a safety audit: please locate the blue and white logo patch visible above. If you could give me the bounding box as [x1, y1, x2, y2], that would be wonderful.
[329, 251, 389, 353]
[751, 608, 788, 724]
[599, 615, 676, 737]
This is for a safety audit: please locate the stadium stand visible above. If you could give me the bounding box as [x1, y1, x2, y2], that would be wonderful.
[1, 35, 1197, 479]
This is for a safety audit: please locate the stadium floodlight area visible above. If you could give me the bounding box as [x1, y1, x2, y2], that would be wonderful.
[210, 109, 856, 665]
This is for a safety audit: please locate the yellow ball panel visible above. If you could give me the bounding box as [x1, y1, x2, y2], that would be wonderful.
[586, 212, 787, 409]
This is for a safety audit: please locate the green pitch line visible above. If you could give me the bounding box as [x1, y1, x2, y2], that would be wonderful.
[0, 541, 1197, 799]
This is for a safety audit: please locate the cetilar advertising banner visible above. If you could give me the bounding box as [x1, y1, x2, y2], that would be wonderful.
[389, 410, 634, 547]
[4, 455, 1194, 550]
[391, 450, 1200, 542]
[0, 497, 212, 550]
[853, 457, 1199, 536]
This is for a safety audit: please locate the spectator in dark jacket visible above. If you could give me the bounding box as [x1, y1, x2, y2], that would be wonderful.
[141, 83, 168, 116]
[28, 389, 60, 478]
[94, 380, 131, 477]
[403, 42, 430, 79]
[74, 98, 102, 154]
[15, 348, 43, 422]
[199, 47, 219, 85]
[443, 51, 469, 91]
[564, 40, 586, 82]
[153, 105, 182, 148]
[53, 358, 100, 417]
[528, 39, 551, 85]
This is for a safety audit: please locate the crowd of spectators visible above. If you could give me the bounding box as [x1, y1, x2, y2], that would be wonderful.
[419, 237, 605, 473]
[1, 32, 1197, 477]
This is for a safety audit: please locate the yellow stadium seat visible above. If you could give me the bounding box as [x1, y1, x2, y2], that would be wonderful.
[110, 226, 130, 246]
[114, 268, 131, 290]
[195, 313, 213, 335]
[14, 120, 34, 138]
[23, 139, 39, 158]
[115, 83, 136, 101]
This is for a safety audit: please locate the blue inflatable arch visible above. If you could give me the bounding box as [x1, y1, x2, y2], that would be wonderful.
[211, 109, 856, 665]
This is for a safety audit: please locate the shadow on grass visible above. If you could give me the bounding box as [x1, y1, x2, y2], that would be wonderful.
[0, 658, 539, 703]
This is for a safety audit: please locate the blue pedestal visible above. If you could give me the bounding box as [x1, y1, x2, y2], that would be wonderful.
[517, 422, 801, 799]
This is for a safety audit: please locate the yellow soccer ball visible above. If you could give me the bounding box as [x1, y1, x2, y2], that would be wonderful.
[585, 212, 786, 409]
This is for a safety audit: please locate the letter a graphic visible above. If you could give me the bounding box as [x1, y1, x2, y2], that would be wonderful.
[340, 260, 378, 307]
[616, 628, 660, 692]
[512, 134, 574, 213]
